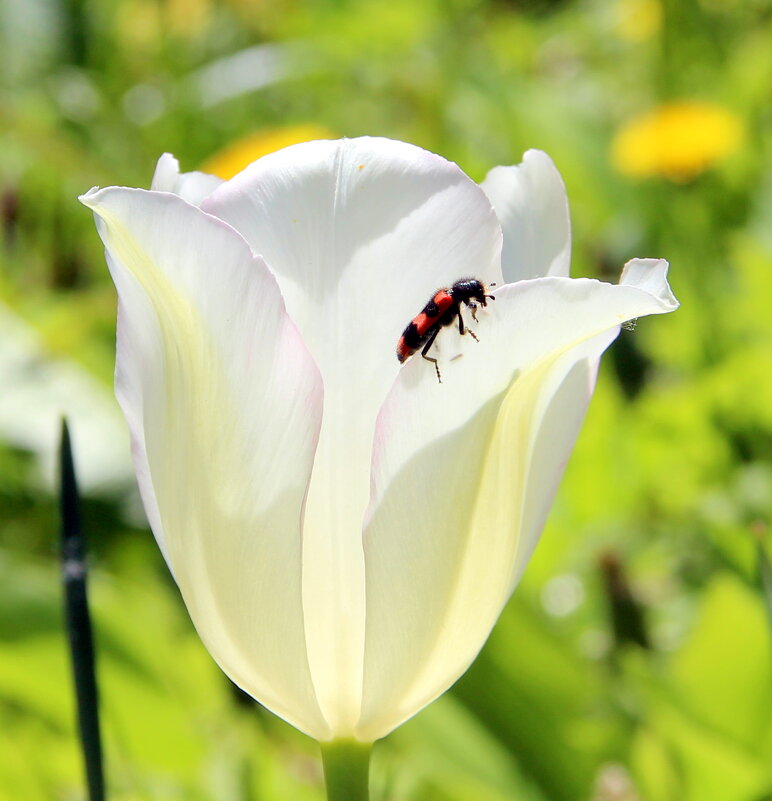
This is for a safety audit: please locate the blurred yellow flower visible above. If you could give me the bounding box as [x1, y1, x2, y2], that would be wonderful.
[614, 0, 661, 42]
[611, 101, 744, 180]
[201, 125, 337, 179]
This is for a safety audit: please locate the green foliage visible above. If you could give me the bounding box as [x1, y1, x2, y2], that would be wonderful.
[1, 0, 771, 798]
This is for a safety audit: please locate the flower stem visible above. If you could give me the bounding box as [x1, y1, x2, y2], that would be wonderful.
[320, 740, 372, 801]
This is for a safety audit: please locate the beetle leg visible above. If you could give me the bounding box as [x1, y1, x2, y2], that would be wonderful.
[421, 327, 443, 383]
[458, 309, 479, 341]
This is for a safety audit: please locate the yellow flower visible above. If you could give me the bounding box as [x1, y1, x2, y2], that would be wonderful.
[201, 125, 337, 180]
[614, 0, 661, 42]
[611, 101, 744, 180]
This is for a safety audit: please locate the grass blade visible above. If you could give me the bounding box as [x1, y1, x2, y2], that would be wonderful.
[60, 419, 105, 801]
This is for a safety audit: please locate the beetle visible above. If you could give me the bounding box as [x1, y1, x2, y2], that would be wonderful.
[396, 278, 495, 382]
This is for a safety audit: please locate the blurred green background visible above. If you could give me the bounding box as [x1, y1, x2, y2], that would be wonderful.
[1, 0, 771, 799]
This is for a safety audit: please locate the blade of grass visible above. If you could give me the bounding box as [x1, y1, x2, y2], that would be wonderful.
[60, 419, 105, 801]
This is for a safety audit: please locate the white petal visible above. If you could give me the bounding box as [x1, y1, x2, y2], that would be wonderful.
[620, 258, 679, 309]
[79, 187, 329, 738]
[203, 136, 503, 733]
[480, 149, 572, 282]
[150, 152, 223, 205]
[357, 268, 677, 739]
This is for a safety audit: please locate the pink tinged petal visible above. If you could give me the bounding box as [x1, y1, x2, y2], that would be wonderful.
[203, 137, 503, 734]
[480, 149, 572, 282]
[151, 152, 223, 205]
[357, 263, 677, 739]
[79, 187, 329, 739]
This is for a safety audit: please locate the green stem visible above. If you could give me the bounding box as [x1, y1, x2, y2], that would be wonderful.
[320, 740, 372, 801]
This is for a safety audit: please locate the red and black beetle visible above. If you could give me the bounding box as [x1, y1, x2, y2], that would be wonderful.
[396, 278, 495, 382]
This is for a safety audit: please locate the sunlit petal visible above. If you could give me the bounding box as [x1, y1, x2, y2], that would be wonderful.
[203, 136, 502, 732]
[480, 149, 571, 282]
[151, 152, 223, 205]
[79, 187, 328, 738]
[358, 262, 676, 738]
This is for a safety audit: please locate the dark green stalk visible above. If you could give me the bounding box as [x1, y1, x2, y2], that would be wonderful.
[60, 420, 105, 801]
[320, 740, 372, 801]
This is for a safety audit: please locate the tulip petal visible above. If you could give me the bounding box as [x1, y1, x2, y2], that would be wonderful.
[151, 153, 223, 205]
[620, 256, 677, 304]
[480, 149, 572, 282]
[358, 261, 676, 738]
[203, 137, 503, 732]
[79, 187, 329, 738]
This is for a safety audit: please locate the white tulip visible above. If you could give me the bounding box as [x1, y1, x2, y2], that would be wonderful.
[81, 137, 677, 744]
